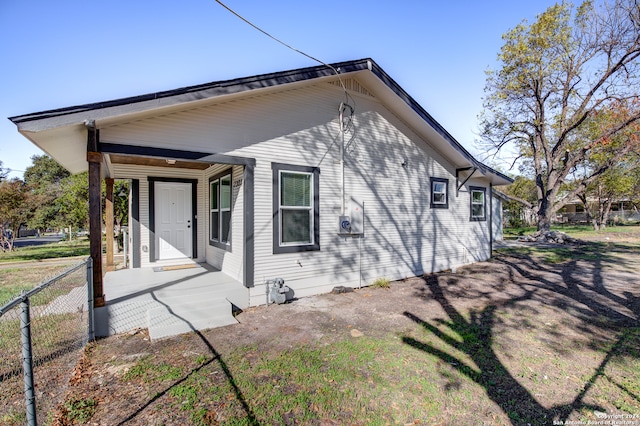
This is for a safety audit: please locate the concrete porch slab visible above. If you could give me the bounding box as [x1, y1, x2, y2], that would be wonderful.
[94, 264, 249, 339]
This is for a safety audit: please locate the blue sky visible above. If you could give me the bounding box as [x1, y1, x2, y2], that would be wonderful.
[0, 1, 557, 179]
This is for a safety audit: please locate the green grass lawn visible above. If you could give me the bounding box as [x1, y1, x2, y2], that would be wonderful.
[2, 226, 638, 425]
[49, 232, 640, 426]
[0, 265, 77, 305]
[0, 238, 90, 263]
[83, 319, 640, 425]
[0, 238, 90, 304]
[504, 223, 640, 239]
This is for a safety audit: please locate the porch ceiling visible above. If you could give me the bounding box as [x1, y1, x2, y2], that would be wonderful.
[108, 153, 210, 170]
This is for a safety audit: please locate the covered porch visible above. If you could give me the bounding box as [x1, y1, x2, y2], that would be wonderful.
[94, 263, 250, 340]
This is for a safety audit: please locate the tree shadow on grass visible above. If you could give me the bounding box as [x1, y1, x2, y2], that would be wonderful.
[403, 257, 638, 425]
[498, 245, 639, 325]
[116, 295, 259, 425]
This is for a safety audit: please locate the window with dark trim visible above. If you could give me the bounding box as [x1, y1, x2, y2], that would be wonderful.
[272, 162, 320, 254]
[470, 186, 486, 221]
[430, 177, 449, 209]
[209, 170, 232, 250]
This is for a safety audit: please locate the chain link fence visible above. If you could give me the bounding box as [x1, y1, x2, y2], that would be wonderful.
[0, 258, 93, 425]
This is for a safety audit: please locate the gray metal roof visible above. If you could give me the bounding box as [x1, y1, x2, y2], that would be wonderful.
[9, 58, 512, 184]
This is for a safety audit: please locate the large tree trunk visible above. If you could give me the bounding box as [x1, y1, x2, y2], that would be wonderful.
[594, 198, 614, 230]
[536, 178, 556, 233]
[537, 202, 554, 233]
[577, 193, 594, 226]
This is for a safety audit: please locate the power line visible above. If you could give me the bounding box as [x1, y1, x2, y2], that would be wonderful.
[215, 1, 337, 76]
[214, 0, 358, 172]
[213, 0, 354, 108]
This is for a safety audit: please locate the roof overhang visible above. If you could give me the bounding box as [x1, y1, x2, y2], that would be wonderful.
[9, 58, 512, 185]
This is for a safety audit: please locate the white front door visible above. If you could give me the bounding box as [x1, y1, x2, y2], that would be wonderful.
[155, 182, 193, 260]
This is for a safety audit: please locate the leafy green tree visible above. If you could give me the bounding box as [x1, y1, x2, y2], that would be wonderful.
[8, 154, 129, 239]
[55, 172, 89, 232]
[480, 0, 640, 232]
[24, 155, 70, 231]
[0, 160, 8, 182]
[631, 167, 640, 212]
[502, 176, 537, 227]
[0, 179, 32, 251]
[113, 180, 129, 229]
[581, 153, 640, 229]
[23, 154, 69, 188]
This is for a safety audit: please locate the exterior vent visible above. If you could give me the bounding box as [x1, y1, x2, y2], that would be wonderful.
[329, 79, 375, 98]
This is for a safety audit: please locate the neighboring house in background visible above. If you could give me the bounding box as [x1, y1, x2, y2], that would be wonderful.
[10, 58, 512, 310]
[556, 198, 639, 224]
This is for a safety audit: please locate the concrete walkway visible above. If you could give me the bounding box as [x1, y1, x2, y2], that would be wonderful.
[95, 264, 249, 340]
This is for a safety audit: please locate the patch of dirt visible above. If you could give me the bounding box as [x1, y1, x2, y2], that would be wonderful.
[49, 237, 640, 424]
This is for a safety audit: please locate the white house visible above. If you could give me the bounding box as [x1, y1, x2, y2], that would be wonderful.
[10, 59, 512, 334]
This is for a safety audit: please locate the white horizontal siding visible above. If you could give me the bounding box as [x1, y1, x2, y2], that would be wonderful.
[100, 85, 339, 154]
[236, 87, 494, 305]
[204, 164, 244, 282]
[103, 82, 495, 306]
[492, 194, 504, 242]
[112, 164, 206, 268]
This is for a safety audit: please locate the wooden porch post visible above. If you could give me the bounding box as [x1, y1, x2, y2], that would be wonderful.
[86, 122, 105, 307]
[105, 178, 115, 272]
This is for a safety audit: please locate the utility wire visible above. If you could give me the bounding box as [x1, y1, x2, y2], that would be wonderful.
[215, 1, 333, 73]
[214, 0, 353, 105]
[214, 0, 358, 166]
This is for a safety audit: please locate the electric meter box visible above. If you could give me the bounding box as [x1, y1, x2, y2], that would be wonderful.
[338, 215, 351, 234]
[338, 198, 364, 235]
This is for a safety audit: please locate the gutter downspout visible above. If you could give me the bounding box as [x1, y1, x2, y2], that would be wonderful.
[338, 102, 353, 216]
[340, 104, 346, 216]
[489, 183, 494, 255]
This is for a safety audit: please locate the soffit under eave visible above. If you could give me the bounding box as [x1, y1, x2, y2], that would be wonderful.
[489, 173, 513, 186]
[107, 153, 211, 170]
[458, 165, 513, 187]
[20, 125, 88, 175]
[22, 125, 114, 179]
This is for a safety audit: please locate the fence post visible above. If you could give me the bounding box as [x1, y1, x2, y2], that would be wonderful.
[20, 297, 37, 426]
[87, 257, 95, 342]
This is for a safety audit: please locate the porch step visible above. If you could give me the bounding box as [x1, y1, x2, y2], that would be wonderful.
[147, 298, 237, 340]
[94, 300, 157, 337]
